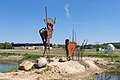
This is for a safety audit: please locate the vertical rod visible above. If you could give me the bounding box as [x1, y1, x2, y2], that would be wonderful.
[45, 6, 48, 20]
[84, 39, 88, 49]
[69, 36, 71, 42]
[75, 32, 77, 43]
[72, 28, 74, 42]
[81, 39, 85, 60]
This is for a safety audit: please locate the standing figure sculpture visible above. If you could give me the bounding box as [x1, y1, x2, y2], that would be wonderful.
[39, 7, 56, 60]
[65, 39, 76, 61]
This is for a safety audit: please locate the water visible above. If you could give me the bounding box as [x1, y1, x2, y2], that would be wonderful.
[97, 72, 120, 80]
[0, 64, 17, 72]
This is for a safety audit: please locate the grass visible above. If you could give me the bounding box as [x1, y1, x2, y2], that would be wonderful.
[22, 53, 56, 60]
[0, 49, 120, 73]
[47, 48, 66, 58]
[0, 49, 120, 62]
[83, 49, 120, 62]
[84, 52, 119, 58]
[22, 53, 42, 60]
[0, 52, 17, 56]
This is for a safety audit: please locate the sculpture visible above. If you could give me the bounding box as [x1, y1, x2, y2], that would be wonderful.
[65, 39, 76, 61]
[39, 7, 56, 60]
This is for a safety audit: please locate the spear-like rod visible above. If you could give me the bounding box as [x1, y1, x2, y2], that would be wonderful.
[80, 39, 85, 60]
[83, 39, 88, 50]
[45, 6, 50, 62]
[45, 6, 48, 28]
[75, 32, 77, 43]
[45, 6, 48, 21]
[81, 39, 85, 50]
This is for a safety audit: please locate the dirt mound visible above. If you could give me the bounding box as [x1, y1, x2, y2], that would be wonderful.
[0, 57, 103, 80]
[48, 61, 85, 74]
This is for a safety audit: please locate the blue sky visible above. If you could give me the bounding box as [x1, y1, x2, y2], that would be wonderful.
[0, 0, 120, 44]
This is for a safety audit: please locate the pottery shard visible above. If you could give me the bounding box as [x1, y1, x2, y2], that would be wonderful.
[19, 61, 34, 70]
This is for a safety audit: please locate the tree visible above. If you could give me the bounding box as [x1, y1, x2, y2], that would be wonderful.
[0, 42, 12, 49]
[57, 44, 64, 48]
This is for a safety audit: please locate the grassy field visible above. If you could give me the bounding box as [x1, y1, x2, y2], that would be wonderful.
[0, 48, 120, 73]
[0, 48, 120, 62]
[84, 49, 120, 62]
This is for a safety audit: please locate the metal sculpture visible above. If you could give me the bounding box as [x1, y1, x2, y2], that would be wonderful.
[65, 28, 77, 61]
[65, 39, 76, 61]
[39, 7, 56, 60]
[79, 39, 88, 60]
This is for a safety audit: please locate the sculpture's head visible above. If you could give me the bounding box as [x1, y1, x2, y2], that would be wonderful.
[65, 39, 69, 44]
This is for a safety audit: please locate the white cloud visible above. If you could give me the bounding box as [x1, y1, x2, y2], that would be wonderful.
[64, 3, 71, 18]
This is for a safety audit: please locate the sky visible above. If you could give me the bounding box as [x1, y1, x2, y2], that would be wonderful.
[0, 0, 120, 45]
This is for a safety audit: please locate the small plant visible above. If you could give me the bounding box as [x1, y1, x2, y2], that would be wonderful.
[116, 64, 120, 69]
[115, 60, 120, 62]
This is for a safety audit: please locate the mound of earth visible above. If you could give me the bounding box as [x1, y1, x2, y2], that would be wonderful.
[0, 57, 103, 80]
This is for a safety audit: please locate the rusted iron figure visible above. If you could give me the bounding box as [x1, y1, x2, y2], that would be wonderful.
[39, 7, 56, 60]
[65, 39, 76, 61]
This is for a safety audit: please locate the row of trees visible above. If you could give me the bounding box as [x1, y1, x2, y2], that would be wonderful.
[0, 42, 13, 49]
[0, 42, 120, 49]
[89, 42, 120, 49]
[53, 42, 120, 49]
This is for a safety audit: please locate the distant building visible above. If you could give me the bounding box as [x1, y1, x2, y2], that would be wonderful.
[12, 43, 52, 49]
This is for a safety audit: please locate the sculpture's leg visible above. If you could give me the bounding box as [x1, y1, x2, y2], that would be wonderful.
[43, 45, 46, 57]
[43, 50, 45, 57]
[43, 41, 48, 57]
[39, 31, 46, 57]
[66, 51, 70, 61]
[66, 49, 69, 61]
[48, 47, 50, 63]
[42, 38, 46, 57]
[67, 55, 70, 61]
[66, 54, 68, 61]
[47, 38, 51, 62]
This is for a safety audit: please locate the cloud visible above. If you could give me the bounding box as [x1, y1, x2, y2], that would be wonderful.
[64, 3, 71, 18]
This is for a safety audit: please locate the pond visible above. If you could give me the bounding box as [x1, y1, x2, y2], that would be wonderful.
[97, 72, 120, 80]
[0, 63, 17, 72]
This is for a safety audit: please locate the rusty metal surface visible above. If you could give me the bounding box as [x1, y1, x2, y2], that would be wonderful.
[39, 7, 56, 60]
[65, 39, 76, 61]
